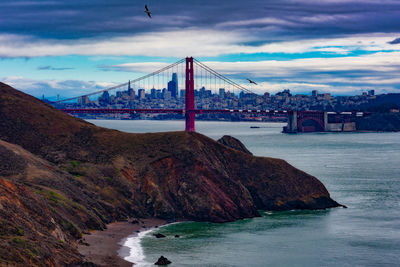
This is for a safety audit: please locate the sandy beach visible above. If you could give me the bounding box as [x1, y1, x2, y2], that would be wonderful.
[78, 218, 167, 267]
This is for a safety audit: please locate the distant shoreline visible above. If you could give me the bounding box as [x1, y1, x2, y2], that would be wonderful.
[83, 118, 287, 123]
[85, 119, 399, 133]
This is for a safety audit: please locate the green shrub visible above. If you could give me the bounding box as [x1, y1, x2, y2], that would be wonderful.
[70, 160, 80, 167]
[60, 219, 81, 238]
[12, 237, 26, 246]
[15, 227, 24, 236]
[47, 190, 66, 203]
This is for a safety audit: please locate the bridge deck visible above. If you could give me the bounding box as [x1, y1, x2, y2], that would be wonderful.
[60, 108, 292, 115]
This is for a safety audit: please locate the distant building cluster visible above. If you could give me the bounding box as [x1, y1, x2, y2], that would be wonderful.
[56, 73, 383, 120]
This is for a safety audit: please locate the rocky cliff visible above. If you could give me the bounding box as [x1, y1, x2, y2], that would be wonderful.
[217, 135, 253, 155]
[0, 82, 341, 266]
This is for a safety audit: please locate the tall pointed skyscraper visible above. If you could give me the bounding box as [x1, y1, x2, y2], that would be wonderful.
[127, 80, 135, 100]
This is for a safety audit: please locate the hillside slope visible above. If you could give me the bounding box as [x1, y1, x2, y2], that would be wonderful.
[0, 82, 341, 266]
[0, 139, 109, 266]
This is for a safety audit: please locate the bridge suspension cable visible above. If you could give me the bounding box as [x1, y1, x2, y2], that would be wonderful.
[55, 57, 255, 103]
[55, 58, 185, 103]
[193, 58, 256, 95]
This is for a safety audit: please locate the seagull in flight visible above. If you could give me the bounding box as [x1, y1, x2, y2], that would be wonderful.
[144, 5, 152, 18]
[246, 78, 258, 85]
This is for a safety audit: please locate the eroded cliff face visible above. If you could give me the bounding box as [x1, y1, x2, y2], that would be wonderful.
[0, 140, 97, 266]
[0, 82, 341, 266]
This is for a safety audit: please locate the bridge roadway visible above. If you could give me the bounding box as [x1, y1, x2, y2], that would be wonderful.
[60, 108, 292, 115]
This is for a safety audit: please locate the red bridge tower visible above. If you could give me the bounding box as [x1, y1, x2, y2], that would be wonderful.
[185, 57, 195, 132]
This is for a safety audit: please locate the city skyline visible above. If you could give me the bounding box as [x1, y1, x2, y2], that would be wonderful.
[60, 72, 385, 118]
[1, 0, 400, 98]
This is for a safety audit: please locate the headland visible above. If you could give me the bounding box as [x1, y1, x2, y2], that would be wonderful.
[0, 82, 342, 266]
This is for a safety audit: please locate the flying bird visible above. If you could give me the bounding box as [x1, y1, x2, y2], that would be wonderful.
[246, 78, 258, 85]
[144, 5, 152, 18]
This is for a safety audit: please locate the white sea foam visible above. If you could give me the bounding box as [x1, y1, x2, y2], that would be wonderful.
[121, 229, 154, 267]
[120, 222, 180, 266]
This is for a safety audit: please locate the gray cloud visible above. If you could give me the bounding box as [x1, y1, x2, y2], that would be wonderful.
[1, 0, 400, 42]
[388, 38, 400, 44]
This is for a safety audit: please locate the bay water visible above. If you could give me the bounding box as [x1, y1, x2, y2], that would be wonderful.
[87, 120, 400, 267]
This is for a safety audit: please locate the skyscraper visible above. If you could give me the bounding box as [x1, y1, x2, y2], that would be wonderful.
[163, 88, 171, 100]
[100, 91, 110, 104]
[168, 73, 178, 98]
[219, 88, 225, 98]
[129, 89, 135, 100]
[150, 88, 157, 99]
[172, 73, 178, 85]
[138, 89, 146, 100]
[127, 80, 135, 100]
[199, 86, 206, 98]
[168, 80, 177, 98]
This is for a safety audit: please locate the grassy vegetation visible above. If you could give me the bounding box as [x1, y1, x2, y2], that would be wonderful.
[25, 247, 39, 258]
[15, 227, 24, 236]
[12, 237, 26, 247]
[70, 160, 80, 168]
[60, 219, 81, 238]
[46, 190, 67, 203]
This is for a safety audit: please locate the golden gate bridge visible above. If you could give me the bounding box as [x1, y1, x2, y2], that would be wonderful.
[55, 57, 366, 133]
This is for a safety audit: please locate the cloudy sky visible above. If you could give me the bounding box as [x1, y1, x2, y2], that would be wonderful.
[1, 0, 400, 99]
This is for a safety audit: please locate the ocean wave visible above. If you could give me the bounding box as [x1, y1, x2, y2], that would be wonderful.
[122, 229, 154, 267]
